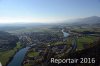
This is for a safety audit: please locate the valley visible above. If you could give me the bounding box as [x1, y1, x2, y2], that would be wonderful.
[0, 16, 100, 66]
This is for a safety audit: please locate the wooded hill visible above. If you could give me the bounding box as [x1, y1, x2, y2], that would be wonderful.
[0, 31, 19, 51]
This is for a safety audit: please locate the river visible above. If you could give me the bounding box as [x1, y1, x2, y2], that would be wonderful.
[7, 29, 69, 66]
[0, 62, 2, 66]
[62, 29, 69, 37]
[7, 47, 30, 66]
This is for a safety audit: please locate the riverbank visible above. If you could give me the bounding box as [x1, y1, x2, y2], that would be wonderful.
[22, 29, 70, 66]
[0, 42, 22, 66]
[5, 48, 21, 66]
[7, 47, 30, 66]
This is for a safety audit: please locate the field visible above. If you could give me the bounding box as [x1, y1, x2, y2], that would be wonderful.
[0, 42, 22, 66]
[8, 27, 56, 34]
[27, 51, 39, 57]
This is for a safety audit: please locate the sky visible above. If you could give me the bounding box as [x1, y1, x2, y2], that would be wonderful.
[0, 0, 100, 24]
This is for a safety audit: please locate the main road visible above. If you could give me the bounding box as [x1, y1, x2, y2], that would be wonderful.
[62, 29, 77, 53]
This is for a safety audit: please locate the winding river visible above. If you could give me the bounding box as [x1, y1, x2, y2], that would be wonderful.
[7, 29, 69, 66]
[7, 47, 30, 66]
[62, 29, 69, 37]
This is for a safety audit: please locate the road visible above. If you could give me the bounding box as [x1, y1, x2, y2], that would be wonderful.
[62, 29, 77, 53]
[70, 36, 77, 52]
[65, 36, 77, 54]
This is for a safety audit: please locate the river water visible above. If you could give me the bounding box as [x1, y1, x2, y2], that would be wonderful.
[62, 29, 69, 37]
[0, 62, 2, 66]
[7, 29, 69, 66]
[7, 47, 30, 66]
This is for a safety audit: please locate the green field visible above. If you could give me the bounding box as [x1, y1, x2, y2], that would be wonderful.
[27, 51, 39, 57]
[24, 63, 32, 66]
[0, 42, 22, 66]
[77, 36, 96, 50]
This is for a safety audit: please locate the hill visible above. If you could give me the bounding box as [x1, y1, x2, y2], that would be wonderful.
[70, 16, 100, 25]
[0, 31, 19, 51]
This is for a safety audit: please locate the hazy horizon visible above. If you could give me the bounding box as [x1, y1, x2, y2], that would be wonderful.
[0, 0, 100, 24]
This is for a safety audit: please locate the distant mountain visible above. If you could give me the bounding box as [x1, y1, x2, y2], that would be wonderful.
[0, 16, 100, 32]
[70, 16, 100, 25]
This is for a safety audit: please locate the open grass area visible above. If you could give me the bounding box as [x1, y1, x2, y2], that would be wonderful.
[50, 41, 64, 46]
[27, 51, 39, 57]
[77, 36, 96, 50]
[0, 42, 22, 66]
[71, 27, 97, 32]
[24, 63, 31, 66]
